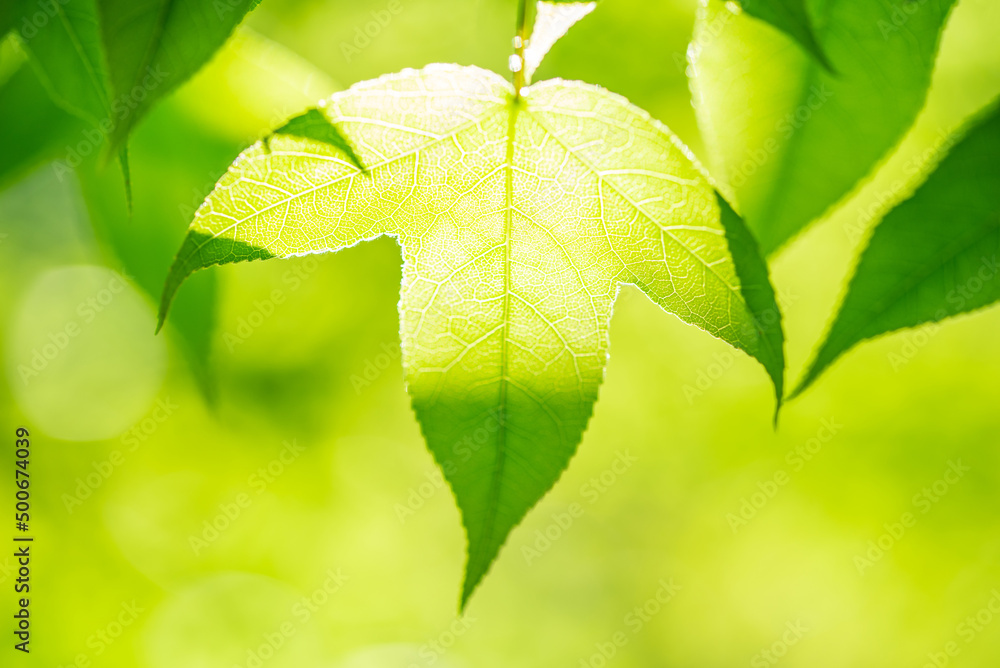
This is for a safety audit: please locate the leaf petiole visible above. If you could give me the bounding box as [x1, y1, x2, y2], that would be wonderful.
[511, 0, 528, 98]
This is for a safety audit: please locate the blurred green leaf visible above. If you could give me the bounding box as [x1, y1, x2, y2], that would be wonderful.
[5, 0, 261, 201]
[96, 0, 263, 156]
[690, 0, 956, 254]
[794, 98, 1000, 397]
[19, 0, 110, 124]
[737, 0, 831, 70]
[0, 1, 27, 39]
[15, 0, 132, 202]
[0, 53, 225, 398]
[0, 61, 87, 190]
[158, 64, 784, 605]
[77, 100, 242, 401]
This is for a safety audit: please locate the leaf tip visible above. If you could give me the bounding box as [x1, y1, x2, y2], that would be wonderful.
[458, 547, 492, 611]
[714, 191, 786, 411]
[155, 292, 171, 335]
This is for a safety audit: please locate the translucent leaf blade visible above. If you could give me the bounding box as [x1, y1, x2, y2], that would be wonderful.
[159, 65, 784, 606]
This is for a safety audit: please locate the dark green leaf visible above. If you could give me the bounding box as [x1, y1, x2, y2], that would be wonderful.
[267, 108, 367, 174]
[793, 98, 1000, 397]
[717, 192, 785, 413]
[19, 0, 110, 124]
[0, 61, 87, 190]
[14, 0, 132, 196]
[6, 0, 260, 196]
[0, 52, 223, 397]
[96, 0, 262, 156]
[0, 1, 28, 39]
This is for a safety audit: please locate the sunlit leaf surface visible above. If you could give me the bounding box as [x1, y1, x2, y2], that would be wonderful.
[159, 64, 783, 604]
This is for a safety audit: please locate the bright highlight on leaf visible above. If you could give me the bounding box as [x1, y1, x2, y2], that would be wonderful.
[793, 98, 1000, 397]
[690, 0, 956, 254]
[159, 64, 784, 606]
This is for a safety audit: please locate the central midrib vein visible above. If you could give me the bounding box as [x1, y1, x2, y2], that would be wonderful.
[472, 96, 521, 581]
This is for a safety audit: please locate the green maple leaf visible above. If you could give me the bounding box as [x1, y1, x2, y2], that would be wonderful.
[158, 64, 784, 606]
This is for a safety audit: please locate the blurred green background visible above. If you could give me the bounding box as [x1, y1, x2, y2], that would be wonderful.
[2, 0, 1000, 666]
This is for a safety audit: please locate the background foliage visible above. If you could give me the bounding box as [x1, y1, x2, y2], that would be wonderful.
[1, 0, 999, 666]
